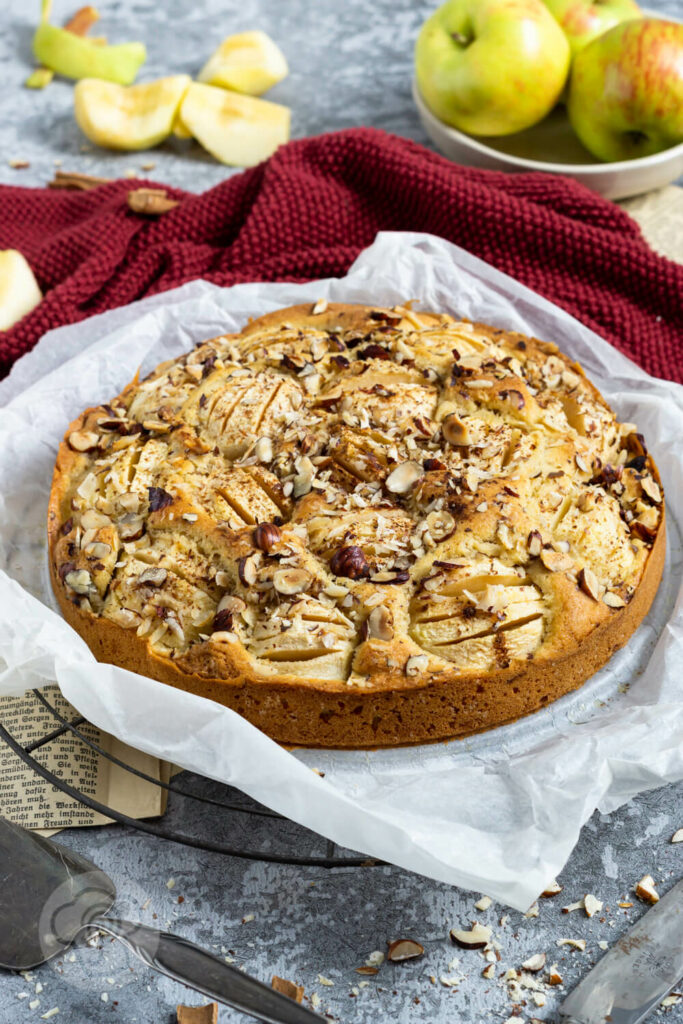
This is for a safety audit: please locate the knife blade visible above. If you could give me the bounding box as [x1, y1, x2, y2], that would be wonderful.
[560, 878, 683, 1024]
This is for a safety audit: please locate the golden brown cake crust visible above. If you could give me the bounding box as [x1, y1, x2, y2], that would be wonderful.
[48, 302, 666, 747]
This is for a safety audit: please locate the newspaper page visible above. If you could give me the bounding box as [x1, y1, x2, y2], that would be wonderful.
[0, 686, 169, 832]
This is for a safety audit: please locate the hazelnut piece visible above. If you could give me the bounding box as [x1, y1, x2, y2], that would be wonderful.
[330, 545, 369, 580]
[386, 939, 424, 962]
[442, 414, 471, 447]
[385, 461, 423, 494]
[273, 568, 312, 596]
[449, 923, 491, 950]
[253, 523, 282, 553]
[68, 430, 100, 452]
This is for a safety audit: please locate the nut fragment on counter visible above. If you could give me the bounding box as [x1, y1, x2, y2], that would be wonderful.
[449, 923, 491, 950]
[556, 938, 586, 951]
[634, 874, 659, 904]
[521, 953, 546, 973]
[541, 880, 563, 898]
[386, 938, 424, 962]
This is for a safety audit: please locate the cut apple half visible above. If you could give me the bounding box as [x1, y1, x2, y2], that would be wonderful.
[198, 30, 288, 96]
[179, 82, 290, 166]
[74, 75, 191, 150]
[0, 250, 42, 331]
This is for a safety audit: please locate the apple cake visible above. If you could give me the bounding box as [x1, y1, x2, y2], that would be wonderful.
[48, 303, 665, 748]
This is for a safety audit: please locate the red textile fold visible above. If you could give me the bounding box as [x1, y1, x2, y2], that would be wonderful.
[1, 127, 681, 381]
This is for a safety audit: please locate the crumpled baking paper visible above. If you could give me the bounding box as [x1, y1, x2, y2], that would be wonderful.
[0, 232, 681, 911]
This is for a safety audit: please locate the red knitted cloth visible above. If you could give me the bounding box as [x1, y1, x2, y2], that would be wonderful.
[1, 128, 681, 382]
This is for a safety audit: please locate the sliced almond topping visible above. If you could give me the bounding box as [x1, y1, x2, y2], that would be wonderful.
[575, 453, 589, 473]
[386, 938, 424, 962]
[355, 966, 379, 976]
[671, 829, 683, 844]
[273, 568, 312, 596]
[311, 298, 328, 315]
[386, 461, 423, 494]
[524, 901, 540, 919]
[405, 653, 429, 677]
[634, 874, 659, 904]
[618, 901, 634, 908]
[449, 923, 491, 950]
[603, 591, 626, 609]
[584, 894, 603, 918]
[481, 964, 495, 980]
[68, 429, 100, 452]
[540, 548, 573, 573]
[474, 895, 492, 912]
[522, 953, 546, 973]
[562, 900, 585, 914]
[578, 567, 602, 601]
[527, 529, 543, 557]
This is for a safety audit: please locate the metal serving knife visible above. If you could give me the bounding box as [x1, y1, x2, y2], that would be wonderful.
[0, 815, 323, 1024]
[560, 878, 683, 1024]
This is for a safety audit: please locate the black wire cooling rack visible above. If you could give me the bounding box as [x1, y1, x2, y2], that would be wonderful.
[0, 688, 380, 870]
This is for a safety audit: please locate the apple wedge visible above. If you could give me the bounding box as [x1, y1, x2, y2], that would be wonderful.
[74, 75, 191, 150]
[0, 251, 42, 331]
[179, 82, 290, 166]
[198, 30, 288, 95]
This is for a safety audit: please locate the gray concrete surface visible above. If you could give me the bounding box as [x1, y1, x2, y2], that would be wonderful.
[1, 0, 682, 1021]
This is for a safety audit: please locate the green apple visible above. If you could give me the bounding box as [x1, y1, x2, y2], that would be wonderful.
[568, 18, 683, 161]
[542, 0, 641, 56]
[415, 0, 571, 136]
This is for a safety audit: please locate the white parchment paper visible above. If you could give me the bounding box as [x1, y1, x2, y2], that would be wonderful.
[1, 232, 681, 911]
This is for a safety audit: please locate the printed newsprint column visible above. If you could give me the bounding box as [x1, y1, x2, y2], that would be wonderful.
[0, 686, 168, 832]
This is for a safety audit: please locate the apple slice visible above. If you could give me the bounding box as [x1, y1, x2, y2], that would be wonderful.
[74, 75, 191, 150]
[179, 82, 290, 166]
[198, 30, 288, 95]
[0, 251, 42, 331]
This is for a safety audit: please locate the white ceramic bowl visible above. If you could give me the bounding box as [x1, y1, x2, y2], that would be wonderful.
[413, 12, 683, 201]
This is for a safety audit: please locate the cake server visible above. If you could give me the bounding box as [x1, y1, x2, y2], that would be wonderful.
[560, 878, 683, 1024]
[0, 815, 323, 1024]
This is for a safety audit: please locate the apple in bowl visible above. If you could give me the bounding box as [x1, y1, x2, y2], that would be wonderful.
[568, 17, 683, 161]
[415, 0, 570, 136]
[542, 0, 641, 55]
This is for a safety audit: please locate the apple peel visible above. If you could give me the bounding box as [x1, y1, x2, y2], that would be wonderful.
[33, 0, 146, 85]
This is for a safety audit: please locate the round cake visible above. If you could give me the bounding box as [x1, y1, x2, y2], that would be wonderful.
[48, 303, 665, 747]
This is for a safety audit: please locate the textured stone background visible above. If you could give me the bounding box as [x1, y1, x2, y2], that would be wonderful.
[0, 0, 682, 1021]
